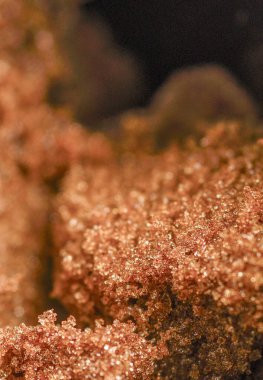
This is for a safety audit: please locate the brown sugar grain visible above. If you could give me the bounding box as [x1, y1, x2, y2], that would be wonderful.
[0, 1, 262, 378]
[53, 123, 263, 379]
[0, 310, 158, 380]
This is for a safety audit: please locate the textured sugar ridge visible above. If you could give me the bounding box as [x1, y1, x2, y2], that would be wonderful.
[0, 310, 157, 379]
[53, 123, 263, 379]
[0, 1, 262, 378]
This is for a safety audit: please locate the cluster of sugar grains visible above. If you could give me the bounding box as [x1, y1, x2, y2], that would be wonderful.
[0, 1, 262, 379]
[115, 65, 258, 154]
[53, 123, 263, 379]
[0, 310, 158, 380]
[0, 150, 48, 327]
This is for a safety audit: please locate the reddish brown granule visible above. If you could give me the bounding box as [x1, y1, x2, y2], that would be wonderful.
[53, 123, 263, 379]
[0, 151, 48, 327]
[0, 310, 158, 379]
[115, 65, 258, 153]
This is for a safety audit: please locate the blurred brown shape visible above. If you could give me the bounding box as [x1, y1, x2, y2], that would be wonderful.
[0, 151, 48, 327]
[0, 0, 113, 329]
[44, 0, 145, 123]
[116, 65, 258, 153]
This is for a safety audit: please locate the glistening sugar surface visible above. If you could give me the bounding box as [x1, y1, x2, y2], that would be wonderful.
[0, 310, 157, 379]
[0, 0, 262, 378]
[53, 123, 263, 379]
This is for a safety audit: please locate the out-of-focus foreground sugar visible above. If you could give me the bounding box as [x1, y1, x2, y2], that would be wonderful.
[0, 0, 56, 328]
[0, 0, 112, 328]
[0, 151, 48, 327]
[0, 0, 112, 184]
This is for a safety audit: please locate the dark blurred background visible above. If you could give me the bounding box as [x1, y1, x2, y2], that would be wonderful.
[82, 0, 263, 109]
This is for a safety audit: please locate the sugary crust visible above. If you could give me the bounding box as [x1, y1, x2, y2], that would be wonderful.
[0, 1, 262, 378]
[0, 310, 157, 379]
[53, 123, 263, 378]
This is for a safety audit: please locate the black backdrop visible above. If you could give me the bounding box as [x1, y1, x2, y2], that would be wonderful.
[83, 0, 263, 107]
